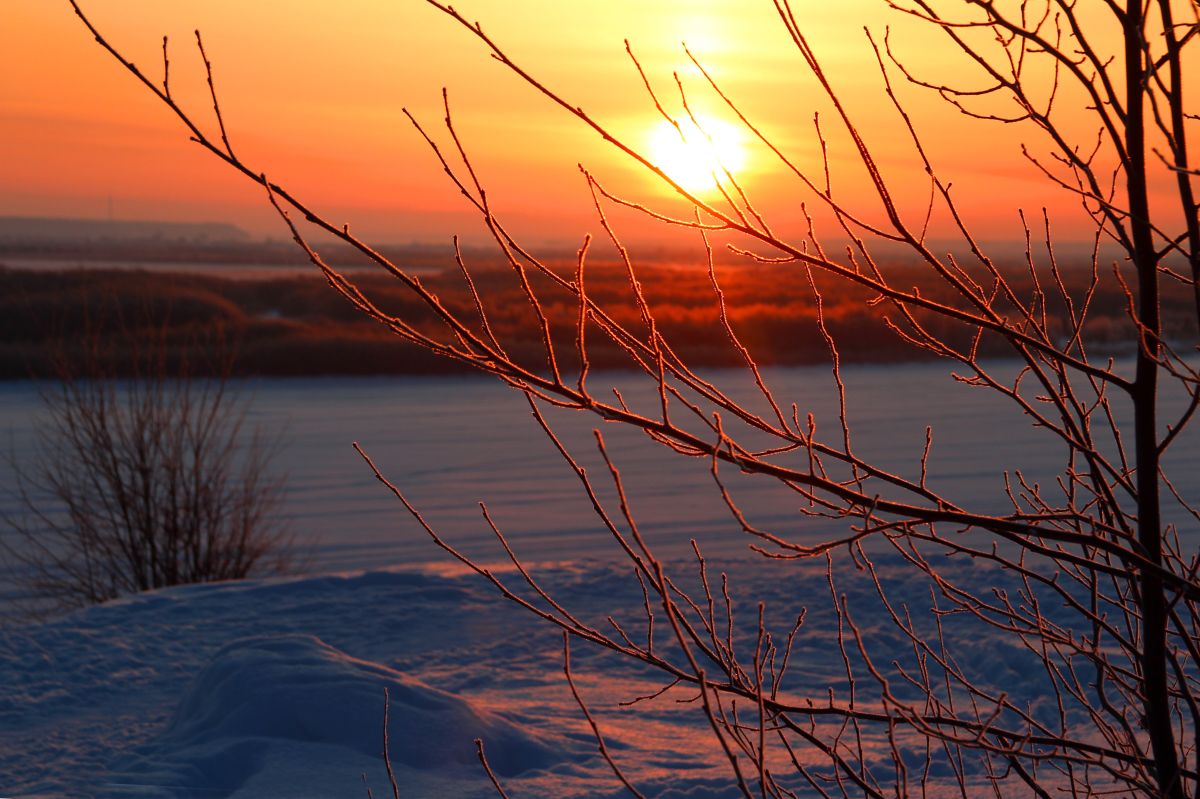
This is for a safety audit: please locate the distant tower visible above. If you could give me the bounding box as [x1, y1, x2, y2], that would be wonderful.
[107, 194, 114, 221]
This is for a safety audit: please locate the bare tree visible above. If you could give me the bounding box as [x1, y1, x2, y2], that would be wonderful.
[66, 0, 1197, 795]
[3, 315, 289, 613]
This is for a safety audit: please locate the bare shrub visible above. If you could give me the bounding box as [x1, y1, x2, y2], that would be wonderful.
[3, 318, 289, 612]
[68, 1, 1198, 796]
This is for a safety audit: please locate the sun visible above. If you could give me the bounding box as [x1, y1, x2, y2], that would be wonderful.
[646, 115, 747, 194]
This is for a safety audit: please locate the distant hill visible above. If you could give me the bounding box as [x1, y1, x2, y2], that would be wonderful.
[0, 216, 250, 245]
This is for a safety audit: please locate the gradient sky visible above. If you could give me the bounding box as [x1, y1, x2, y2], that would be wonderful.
[2, 1, 1122, 246]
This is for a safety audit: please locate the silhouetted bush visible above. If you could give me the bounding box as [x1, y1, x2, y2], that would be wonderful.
[2, 317, 289, 612]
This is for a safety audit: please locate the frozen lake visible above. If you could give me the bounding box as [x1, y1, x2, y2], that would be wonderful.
[2, 360, 1197, 579]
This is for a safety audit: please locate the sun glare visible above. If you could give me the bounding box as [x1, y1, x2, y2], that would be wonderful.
[646, 116, 746, 194]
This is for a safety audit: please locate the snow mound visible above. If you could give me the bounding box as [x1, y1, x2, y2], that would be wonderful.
[172, 633, 561, 772]
[108, 633, 571, 798]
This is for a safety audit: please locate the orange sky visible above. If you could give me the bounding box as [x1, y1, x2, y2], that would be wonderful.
[1, 1, 1130, 247]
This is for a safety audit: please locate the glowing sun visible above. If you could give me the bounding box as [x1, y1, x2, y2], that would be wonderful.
[647, 116, 747, 194]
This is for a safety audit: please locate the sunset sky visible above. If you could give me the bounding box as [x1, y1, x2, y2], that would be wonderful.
[2, 1, 1122, 246]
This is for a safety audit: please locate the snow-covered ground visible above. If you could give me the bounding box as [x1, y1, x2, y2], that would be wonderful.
[0, 558, 731, 797]
[2, 559, 628, 798]
[1, 550, 1071, 799]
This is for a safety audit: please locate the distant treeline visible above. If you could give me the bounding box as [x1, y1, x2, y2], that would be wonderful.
[0, 259, 1192, 379]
